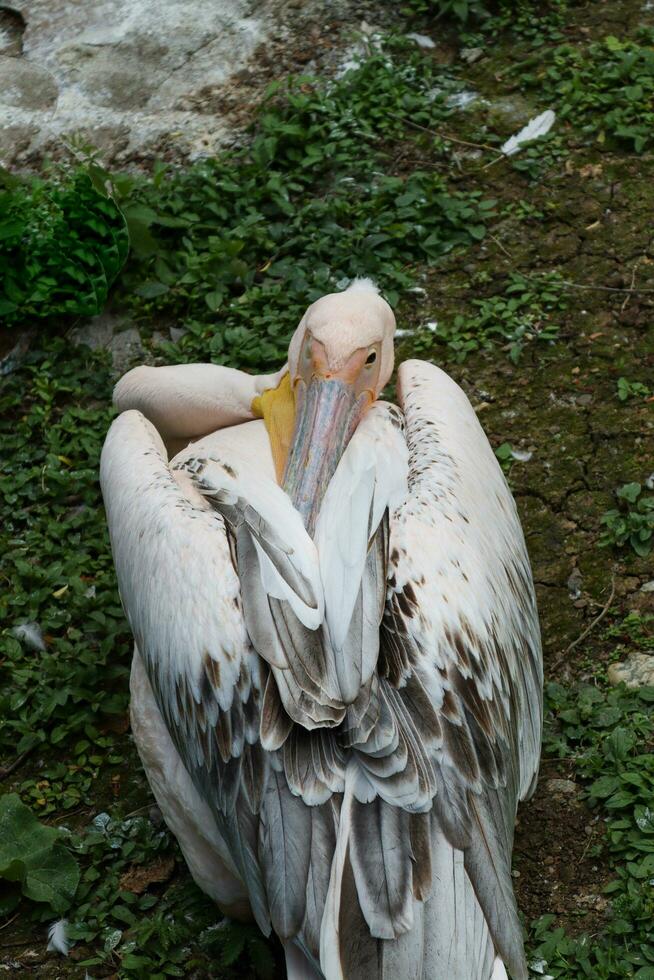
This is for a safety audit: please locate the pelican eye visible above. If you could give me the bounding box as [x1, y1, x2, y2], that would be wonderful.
[365, 349, 377, 366]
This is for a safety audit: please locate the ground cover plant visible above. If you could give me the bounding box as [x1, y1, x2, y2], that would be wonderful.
[1, 0, 654, 975]
[521, 33, 654, 153]
[529, 675, 654, 979]
[0, 167, 128, 323]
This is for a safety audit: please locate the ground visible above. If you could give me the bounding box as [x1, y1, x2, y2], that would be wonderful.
[1, 0, 653, 977]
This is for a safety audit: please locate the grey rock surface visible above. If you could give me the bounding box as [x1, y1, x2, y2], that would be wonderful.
[70, 313, 118, 350]
[71, 314, 146, 374]
[0, 0, 362, 168]
[607, 653, 654, 689]
[0, 56, 58, 108]
[109, 327, 146, 374]
[544, 778, 579, 799]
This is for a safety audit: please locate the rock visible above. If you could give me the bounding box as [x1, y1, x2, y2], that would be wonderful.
[446, 90, 479, 110]
[0, 121, 37, 165]
[567, 567, 583, 600]
[0, 0, 305, 165]
[0, 325, 34, 375]
[545, 778, 578, 799]
[70, 313, 117, 350]
[109, 327, 145, 374]
[70, 314, 146, 373]
[641, 581, 654, 593]
[169, 325, 187, 343]
[608, 653, 654, 689]
[57, 38, 166, 111]
[460, 47, 484, 64]
[486, 94, 534, 129]
[0, 56, 58, 108]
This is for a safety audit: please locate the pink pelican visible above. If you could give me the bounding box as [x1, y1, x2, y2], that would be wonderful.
[101, 279, 542, 980]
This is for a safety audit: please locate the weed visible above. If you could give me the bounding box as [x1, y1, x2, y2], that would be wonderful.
[600, 483, 654, 558]
[402, 0, 569, 34]
[522, 35, 654, 153]
[401, 0, 489, 21]
[616, 377, 652, 402]
[0, 793, 79, 916]
[0, 166, 128, 325]
[508, 133, 569, 182]
[112, 44, 493, 367]
[0, 340, 131, 804]
[67, 812, 275, 978]
[502, 199, 546, 221]
[529, 678, 654, 978]
[435, 272, 567, 362]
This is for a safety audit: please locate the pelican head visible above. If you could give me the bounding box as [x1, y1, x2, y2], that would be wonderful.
[283, 279, 396, 533]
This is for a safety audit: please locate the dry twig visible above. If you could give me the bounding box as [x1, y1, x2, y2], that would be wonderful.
[550, 572, 616, 671]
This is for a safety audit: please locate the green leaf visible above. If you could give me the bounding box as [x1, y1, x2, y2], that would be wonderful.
[136, 281, 170, 299]
[618, 482, 641, 504]
[205, 289, 224, 312]
[22, 843, 80, 912]
[0, 794, 79, 913]
[0, 220, 25, 241]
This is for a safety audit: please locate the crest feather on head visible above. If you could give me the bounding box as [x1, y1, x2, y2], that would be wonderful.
[344, 277, 380, 296]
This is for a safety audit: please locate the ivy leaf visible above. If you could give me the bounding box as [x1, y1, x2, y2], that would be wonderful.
[22, 843, 80, 912]
[0, 794, 79, 914]
[618, 482, 641, 504]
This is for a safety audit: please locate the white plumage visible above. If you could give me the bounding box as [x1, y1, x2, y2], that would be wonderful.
[501, 109, 556, 156]
[101, 282, 542, 979]
[47, 919, 70, 956]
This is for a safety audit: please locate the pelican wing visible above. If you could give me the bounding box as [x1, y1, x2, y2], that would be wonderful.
[378, 359, 542, 975]
[100, 410, 323, 935]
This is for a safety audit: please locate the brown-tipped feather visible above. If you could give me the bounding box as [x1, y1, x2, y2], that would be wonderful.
[409, 812, 432, 902]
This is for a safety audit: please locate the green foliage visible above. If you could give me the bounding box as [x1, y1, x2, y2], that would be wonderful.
[401, 0, 489, 21]
[0, 793, 79, 915]
[435, 271, 567, 362]
[0, 340, 131, 813]
[402, 0, 570, 34]
[0, 166, 128, 325]
[110, 44, 491, 370]
[530, 678, 654, 978]
[600, 483, 654, 558]
[66, 812, 275, 979]
[494, 442, 515, 474]
[201, 920, 276, 979]
[616, 377, 651, 402]
[508, 133, 568, 182]
[2, 40, 492, 368]
[523, 35, 654, 152]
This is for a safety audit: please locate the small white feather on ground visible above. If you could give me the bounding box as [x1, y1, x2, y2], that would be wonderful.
[12, 621, 46, 651]
[406, 32, 436, 48]
[501, 109, 556, 156]
[47, 919, 70, 956]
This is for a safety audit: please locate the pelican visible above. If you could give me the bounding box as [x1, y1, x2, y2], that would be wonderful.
[100, 278, 542, 980]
